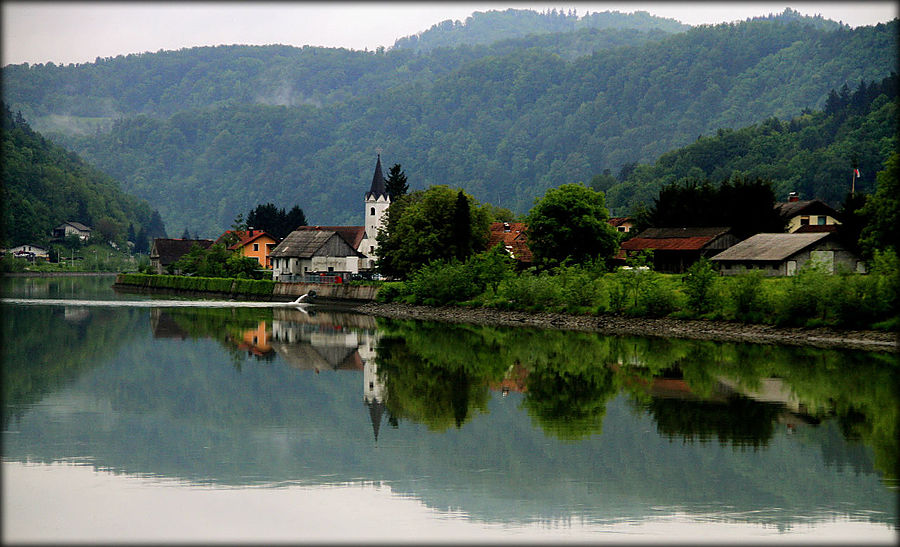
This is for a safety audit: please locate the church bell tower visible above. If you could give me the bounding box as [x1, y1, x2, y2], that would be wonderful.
[364, 154, 390, 259]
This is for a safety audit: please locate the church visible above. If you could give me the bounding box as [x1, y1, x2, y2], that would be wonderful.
[270, 155, 391, 281]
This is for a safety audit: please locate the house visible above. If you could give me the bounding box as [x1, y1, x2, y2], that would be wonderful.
[619, 227, 739, 273]
[774, 193, 842, 233]
[149, 238, 214, 274]
[607, 217, 635, 234]
[709, 232, 864, 276]
[488, 222, 532, 264]
[5, 244, 49, 261]
[269, 228, 366, 281]
[271, 155, 391, 279]
[294, 225, 367, 263]
[215, 229, 279, 269]
[52, 221, 92, 241]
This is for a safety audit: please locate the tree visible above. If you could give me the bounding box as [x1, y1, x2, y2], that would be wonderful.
[385, 163, 408, 199]
[376, 185, 490, 278]
[134, 226, 149, 254]
[282, 205, 308, 236]
[180, 228, 191, 239]
[859, 152, 899, 259]
[525, 183, 619, 267]
[245, 203, 306, 239]
[451, 190, 472, 261]
[171, 242, 263, 279]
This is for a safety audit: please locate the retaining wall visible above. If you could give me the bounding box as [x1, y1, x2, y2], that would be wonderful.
[274, 281, 380, 303]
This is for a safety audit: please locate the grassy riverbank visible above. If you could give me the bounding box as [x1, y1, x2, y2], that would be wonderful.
[375, 251, 899, 332]
[115, 273, 275, 297]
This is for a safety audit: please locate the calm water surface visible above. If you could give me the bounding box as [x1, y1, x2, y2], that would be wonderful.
[2, 276, 897, 543]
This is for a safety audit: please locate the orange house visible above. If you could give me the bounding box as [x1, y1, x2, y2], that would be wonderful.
[217, 229, 279, 269]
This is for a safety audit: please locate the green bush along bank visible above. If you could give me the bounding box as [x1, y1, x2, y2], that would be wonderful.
[377, 250, 899, 331]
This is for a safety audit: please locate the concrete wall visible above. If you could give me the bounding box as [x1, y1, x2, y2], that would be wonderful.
[274, 281, 380, 303]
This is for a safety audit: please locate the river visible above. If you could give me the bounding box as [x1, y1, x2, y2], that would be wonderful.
[2, 275, 896, 543]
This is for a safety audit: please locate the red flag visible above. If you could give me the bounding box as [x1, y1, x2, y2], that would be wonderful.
[853, 168, 860, 177]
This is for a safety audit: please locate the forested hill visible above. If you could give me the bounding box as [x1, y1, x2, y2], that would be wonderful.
[2, 12, 681, 128]
[0, 104, 165, 247]
[600, 73, 899, 213]
[391, 8, 690, 51]
[3, 13, 896, 237]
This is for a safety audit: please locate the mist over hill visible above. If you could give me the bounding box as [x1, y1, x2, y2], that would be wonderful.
[2, 9, 896, 237]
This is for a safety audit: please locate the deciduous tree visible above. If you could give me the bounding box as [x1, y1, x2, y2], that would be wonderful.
[525, 183, 619, 267]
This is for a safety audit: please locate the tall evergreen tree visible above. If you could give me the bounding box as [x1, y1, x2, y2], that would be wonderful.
[385, 163, 409, 199]
[451, 190, 473, 261]
[282, 205, 308, 236]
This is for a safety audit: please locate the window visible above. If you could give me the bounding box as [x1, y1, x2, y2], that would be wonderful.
[370, 207, 376, 216]
[253, 243, 259, 251]
[800, 216, 809, 226]
[817, 216, 827, 225]
[369, 246, 374, 253]
[617, 226, 626, 232]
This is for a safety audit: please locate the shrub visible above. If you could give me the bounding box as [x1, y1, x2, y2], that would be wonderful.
[496, 270, 564, 311]
[684, 258, 717, 314]
[726, 269, 767, 322]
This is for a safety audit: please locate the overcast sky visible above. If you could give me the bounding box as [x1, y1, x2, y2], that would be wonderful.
[3, 2, 897, 67]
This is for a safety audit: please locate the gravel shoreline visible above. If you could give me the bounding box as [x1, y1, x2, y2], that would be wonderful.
[353, 301, 898, 352]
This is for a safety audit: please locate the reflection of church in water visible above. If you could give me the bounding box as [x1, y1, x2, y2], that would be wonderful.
[269, 308, 387, 441]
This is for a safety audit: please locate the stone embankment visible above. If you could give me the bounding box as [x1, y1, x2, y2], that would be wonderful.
[354, 301, 898, 353]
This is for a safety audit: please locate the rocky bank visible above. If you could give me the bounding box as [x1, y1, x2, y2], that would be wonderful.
[354, 302, 898, 353]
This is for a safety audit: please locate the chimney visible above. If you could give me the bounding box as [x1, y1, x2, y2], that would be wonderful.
[788, 192, 799, 202]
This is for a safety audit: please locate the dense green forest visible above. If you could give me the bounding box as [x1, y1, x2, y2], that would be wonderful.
[0, 104, 166, 247]
[392, 7, 689, 51]
[2, 9, 896, 236]
[603, 72, 899, 212]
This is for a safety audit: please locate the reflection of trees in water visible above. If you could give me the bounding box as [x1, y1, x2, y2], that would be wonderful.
[2, 305, 144, 429]
[644, 395, 782, 449]
[374, 319, 898, 482]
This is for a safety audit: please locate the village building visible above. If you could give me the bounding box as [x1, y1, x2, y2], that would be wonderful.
[52, 221, 92, 241]
[215, 229, 279, 269]
[709, 232, 864, 276]
[5, 244, 50, 261]
[774, 192, 842, 233]
[269, 228, 365, 281]
[271, 155, 390, 280]
[619, 227, 738, 273]
[149, 238, 214, 274]
[607, 217, 635, 234]
[487, 222, 532, 264]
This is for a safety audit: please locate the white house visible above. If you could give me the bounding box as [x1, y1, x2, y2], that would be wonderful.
[272, 155, 391, 280]
[6, 244, 49, 261]
[52, 221, 92, 241]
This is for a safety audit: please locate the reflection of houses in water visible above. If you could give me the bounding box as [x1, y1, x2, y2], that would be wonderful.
[621, 366, 823, 446]
[489, 363, 529, 396]
[270, 308, 386, 441]
[150, 308, 188, 339]
[63, 306, 90, 322]
[234, 321, 275, 359]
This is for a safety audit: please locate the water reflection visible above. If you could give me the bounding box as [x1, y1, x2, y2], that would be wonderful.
[2, 283, 897, 536]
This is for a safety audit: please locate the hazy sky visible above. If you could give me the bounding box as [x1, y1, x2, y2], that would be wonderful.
[3, 2, 897, 66]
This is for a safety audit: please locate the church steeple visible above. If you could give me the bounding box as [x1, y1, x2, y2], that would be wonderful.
[366, 154, 388, 201]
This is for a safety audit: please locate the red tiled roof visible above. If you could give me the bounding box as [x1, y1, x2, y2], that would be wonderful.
[488, 222, 532, 262]
[216, 230, 277, 250]
[621, 236, 715, 251]
[620, 227, 730, 252]
[607, 217, 633, 227]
